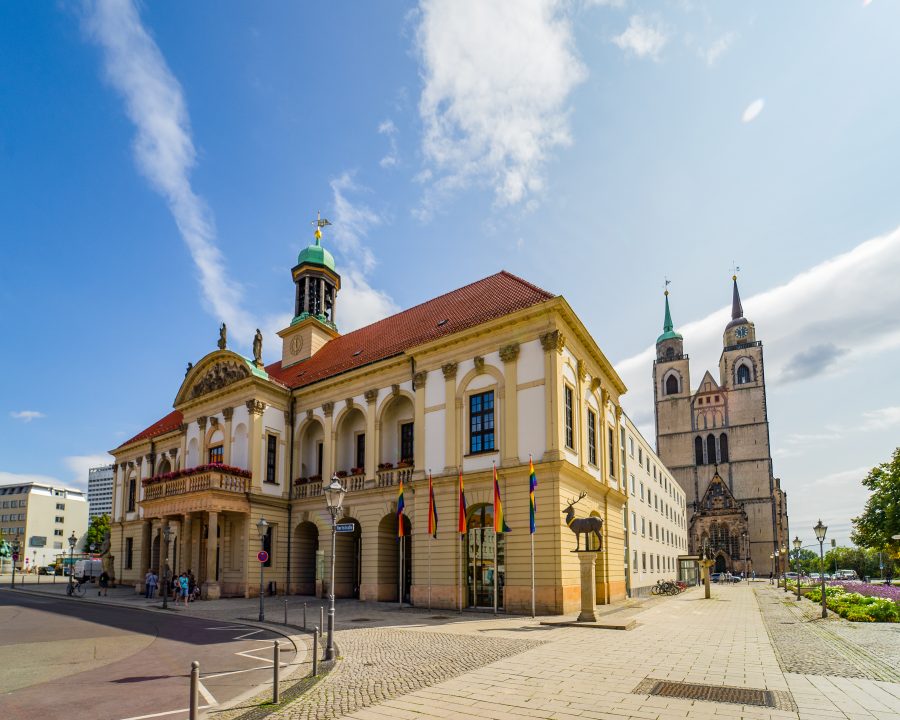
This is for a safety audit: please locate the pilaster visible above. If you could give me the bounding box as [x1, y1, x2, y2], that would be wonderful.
[442, 363, 458, 471]
[499, 344, 520, 466]
[322, 402, 334, 480]
[222, 407, 234, 465]
[413, 371, 427, 477]
[197, 416, 208, 463]
[540, 330, 565, 462]
[364, 390, 378, 481]
[246, 400, 266, 490]
[202, 510, 220, 599]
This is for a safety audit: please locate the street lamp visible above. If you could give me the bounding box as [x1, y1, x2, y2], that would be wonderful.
[773, 549, 779, 585]
[10, 535, 20, 589]
[161, 526, 171, 610]
[68, 531, 77, 592]
[793, 536, 802, 601]
[257, 517, 268, 622]
[323, 474, 346, 661]
[814, 519, 828, 619]
[781, 545, 788, 591]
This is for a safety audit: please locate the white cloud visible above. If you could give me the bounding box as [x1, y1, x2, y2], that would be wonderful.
[703, 32, 734, 66]
[85, 0, 255, 341]
[378, 119, 399, 168]
[742, 98, 765, 123]
[413, 0, 586, 217]
[328, 173, 399, 332]
[612, 15, 668, 60]
[615, 225, 900, 430]
[861, 405, 900, 431]
[10, 410, 45, 423]
[585, 0, 625, 7]
[0, 471, 62, 486]
[64, 454, 114, 491]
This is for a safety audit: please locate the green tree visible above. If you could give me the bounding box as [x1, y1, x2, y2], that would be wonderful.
[84, 514, 110, 551]
[852, 446, 900, 579]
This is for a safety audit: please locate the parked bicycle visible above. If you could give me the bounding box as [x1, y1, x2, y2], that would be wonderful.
[650, 579, 682, 596]
[66, 578, 87, 598]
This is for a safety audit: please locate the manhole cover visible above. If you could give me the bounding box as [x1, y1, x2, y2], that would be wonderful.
[633, 679, 796, 712]
[350, 618, 372, 622]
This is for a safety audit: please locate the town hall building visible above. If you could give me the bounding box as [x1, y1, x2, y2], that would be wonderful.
[105, 226, 686, 614]
[653, 279, 789, 578]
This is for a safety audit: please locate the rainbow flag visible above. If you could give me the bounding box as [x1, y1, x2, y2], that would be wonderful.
[458, 468, 467, 534]
[493, 464, 511, 533]
[428, 472, 438, 538]
[397, 477, 406, 538]
[529, 455, 537, 534]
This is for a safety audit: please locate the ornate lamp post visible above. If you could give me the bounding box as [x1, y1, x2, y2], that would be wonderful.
[781, 545, 788, 591]
[323, 475, 346, 661]
[161, 525, 171, 610]
[257, 517, 268, 622]
[741, 531, 748, 582]
[793, 536, 802, 601]
[68, 531, 77, 591]
[11, 535, 20, 588]
[772, 549, 779, 585]
[814, 519, 828, 619]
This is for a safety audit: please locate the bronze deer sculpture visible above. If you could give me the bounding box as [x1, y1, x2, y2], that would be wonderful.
[562, 491, 603, 552]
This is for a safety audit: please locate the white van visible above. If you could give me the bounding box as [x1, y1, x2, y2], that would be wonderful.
[835, 569, 858, 580]
[74, 559, 104, 580]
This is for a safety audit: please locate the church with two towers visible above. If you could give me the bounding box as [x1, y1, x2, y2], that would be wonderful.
[653, 278, 789, 578]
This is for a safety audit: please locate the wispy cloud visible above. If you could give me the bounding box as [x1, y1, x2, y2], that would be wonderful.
[84, 0, 255, 341]
[413, 0, 586, 218]
[615, 225, 900, 431]
[10, 410, 45, 423]
[64, 454, 114, 490]
[703, 32, 734, 66]
[861, 405, 900, 431]
[0, 471, 62, 486]
[742, 98, 765, 123]
[329, 173, 399, 331]
[378, 119, 399, 168]
[612, 15, 668, 60]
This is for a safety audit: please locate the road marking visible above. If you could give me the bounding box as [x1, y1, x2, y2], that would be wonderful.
[117, 705, 212, 720]
[202, 665, 272, 679]
[204, 625, 246, 630]
[197, 678, 217, 706]
[233, 629, 265, 640]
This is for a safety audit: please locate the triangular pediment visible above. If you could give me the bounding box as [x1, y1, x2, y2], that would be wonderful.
[694, 370, 720, 396]
[174, 350, 267, 407]
[697, 471, 745, 516]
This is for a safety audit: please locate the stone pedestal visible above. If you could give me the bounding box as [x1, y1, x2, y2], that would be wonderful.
[577, 551, 599, 622]
[699, 558, 714, 599]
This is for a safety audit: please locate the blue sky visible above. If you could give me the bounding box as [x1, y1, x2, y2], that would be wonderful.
[2, 1, 899, 547]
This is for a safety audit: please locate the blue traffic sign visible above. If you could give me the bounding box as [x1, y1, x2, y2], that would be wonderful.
[336, 522, 356, 533]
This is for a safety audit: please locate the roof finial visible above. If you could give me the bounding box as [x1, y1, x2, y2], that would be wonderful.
[664, 276, 671, 297]
[731, 269, 744, 321]
[311, 210, 331, 246]
[730, 261, 741, 283]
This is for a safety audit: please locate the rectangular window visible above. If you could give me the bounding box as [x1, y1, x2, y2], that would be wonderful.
[650, 554, 654, 571]
[56, 503, 65, 511]
[469, 391, 495, 454]
[607, 428, 615, 479]
[263, 526, 273, 567]
[638, 447, 643, 464]
[265, 434, 278, 483]
[641, 517, 646, 536]
[125, 537, 133, 569]
[631, 511, 637, 533]
[642, 552, 647, 571]
[400, 422, 414, 462]
[54, 529, 63, 536]
[53, 542, 63, 549]
[351, 433, 364, 470]
[629, 437, 635, 457]
[316, 442, 324, 477]
[564, 385, 574, 449]
[587, 410, 597, 465]
[55, 516, 64, 523]
[630, 474, 635, 496]
[633, 550, 638, 572]
[640, 482, 644, 501]
[208, 445, 224, 465]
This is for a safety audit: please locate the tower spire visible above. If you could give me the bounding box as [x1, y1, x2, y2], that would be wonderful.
[656, 283, 683, 344]
[731, 274, 744, 321]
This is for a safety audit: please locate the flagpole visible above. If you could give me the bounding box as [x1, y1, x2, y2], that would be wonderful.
[530, 453, 536, 619]
[531, 532, 535, 619]
[458, 533, 463, 613]
[399, 535, 403, 610]
[493, 530, 498, 616]
[428, 534, 432, 611]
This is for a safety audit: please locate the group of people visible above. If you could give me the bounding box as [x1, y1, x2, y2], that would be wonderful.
[143, 568, 201, 604]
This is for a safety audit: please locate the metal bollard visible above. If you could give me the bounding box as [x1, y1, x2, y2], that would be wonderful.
[189, 661, 200, 720]
[312, 627, 318, 676]
[319, 606, 324, 637]
[303, 602, 307, 629]
[283, 599, 288, 626]
[273, 640, 280, 703]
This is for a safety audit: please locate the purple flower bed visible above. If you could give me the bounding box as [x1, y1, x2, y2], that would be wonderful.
[828, 580, 900, 602]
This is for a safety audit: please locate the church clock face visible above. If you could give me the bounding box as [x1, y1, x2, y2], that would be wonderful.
[290, 335, 304, 355]
[735, 326, 748, 339]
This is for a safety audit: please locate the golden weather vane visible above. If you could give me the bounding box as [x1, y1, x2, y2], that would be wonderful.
[311, 210, 332, 243]
[731, 261, 741, 281]
[664, 276, 671, 296]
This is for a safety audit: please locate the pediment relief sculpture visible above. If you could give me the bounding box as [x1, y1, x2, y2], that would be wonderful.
[190, 360, 251, 399]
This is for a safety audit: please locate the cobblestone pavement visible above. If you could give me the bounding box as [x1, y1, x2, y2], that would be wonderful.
[755, 584, 900, 681]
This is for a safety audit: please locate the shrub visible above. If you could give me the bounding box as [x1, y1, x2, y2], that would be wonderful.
[845, 609, 874, 622]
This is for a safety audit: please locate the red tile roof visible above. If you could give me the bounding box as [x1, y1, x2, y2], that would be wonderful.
[267, 270, 555, 389]
[119, 271, 554, 452]
[118, 409, 183, 450]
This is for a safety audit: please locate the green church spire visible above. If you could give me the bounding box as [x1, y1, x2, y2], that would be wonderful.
[657, 290, 683, 344]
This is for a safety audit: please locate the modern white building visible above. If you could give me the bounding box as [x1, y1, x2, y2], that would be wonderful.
[622, 414, 689, 597]
[0, 481, 89, 570]
[88, 464, 114, 519]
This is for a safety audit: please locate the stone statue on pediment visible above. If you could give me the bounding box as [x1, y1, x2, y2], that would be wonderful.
[253, 329, 263, 367]
[218, 323, 227, 350]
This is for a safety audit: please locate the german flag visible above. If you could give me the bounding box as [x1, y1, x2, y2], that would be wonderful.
[458, 468, 467, 534]
[427, 472, 438, 538]
[397, 477, 406, 538]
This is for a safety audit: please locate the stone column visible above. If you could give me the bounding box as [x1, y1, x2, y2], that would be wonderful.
[180, 513, 192, 575]
[599, 387, 610, 484]
[246, 401, 266, 491]
[577, 552, 598, 622]
[202, 511, 220, 599]
[540, 331, 564, 462]
[499, 344, 520, 467]
[179, 423, 188, 468]
[134, 457, 143, 505]
[222, 407, 234, 465]
[110, 463, 120, 521]
[364, 390, 378, 481]
[283, 409, 294, 490]
[322, 402, 334, 480]
[441, 363, 458, 472]
[413, 371, 427, 478]
[139, 519, 152, 589]
[197, 416, 208, 465]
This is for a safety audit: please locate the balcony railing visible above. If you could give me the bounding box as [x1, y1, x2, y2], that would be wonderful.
[376, 466, 414, 488]
[293, 466, 413, 498]
[143, 468, 250, 500]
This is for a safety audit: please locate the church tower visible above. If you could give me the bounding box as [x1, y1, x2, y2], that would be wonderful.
[654, 277, 789, 578]
[277, 216, 341, 368]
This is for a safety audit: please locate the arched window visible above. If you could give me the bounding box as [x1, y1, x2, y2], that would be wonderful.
[665, 374, 679, 395]
[707, 434, 717, 465]
[719, 433, 729, 463]
[695, 436, 704, 465]
[736, 363, 752, 385]
[127, 477, 136, 512]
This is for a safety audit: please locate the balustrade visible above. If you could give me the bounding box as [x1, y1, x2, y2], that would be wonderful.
[141, 468, 249, 499]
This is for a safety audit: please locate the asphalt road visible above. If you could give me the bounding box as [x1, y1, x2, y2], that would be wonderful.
[0, 589, 299, 720]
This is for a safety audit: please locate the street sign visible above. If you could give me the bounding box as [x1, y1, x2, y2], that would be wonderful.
[336, 522, 356, 533]
[12, 553, 19, 561]
[257, 550, 269, 563]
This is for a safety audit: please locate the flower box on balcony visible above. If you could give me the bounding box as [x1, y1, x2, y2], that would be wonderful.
[350, 467, 364, 475]
[293, 477, 308, 485]
[378, 462, 393, 470]
[336, 471, 348, 478]
[141, 463, 251, 486]
[396, 459, 413, 469]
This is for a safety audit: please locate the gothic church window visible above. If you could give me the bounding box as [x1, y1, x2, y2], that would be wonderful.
[665, 374, 679, 395]
[719, 433, 729, 463]
[736, 363, 752, 385]
[695, 436, 704, 465]
[707, 434, 717, 464]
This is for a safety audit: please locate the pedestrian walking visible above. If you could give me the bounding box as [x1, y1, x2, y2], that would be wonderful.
[98, 569, 109, 597]
[144, 569, 157, 599]
[179, 572, 190, 606]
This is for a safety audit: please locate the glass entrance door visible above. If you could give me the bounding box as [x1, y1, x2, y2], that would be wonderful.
[466, 505, 504, 609]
